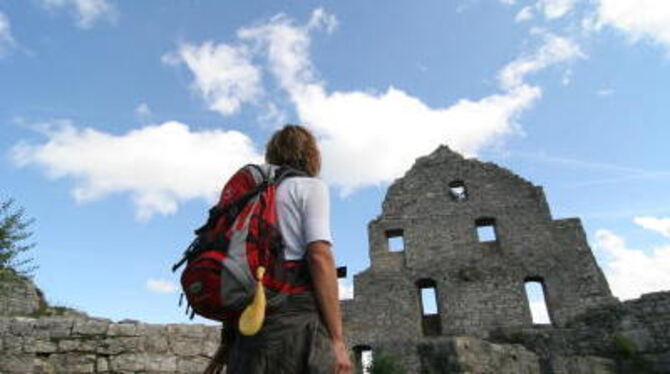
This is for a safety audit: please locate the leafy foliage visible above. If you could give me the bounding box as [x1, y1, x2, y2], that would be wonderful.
[368, 350, 407, 374]
[0, 198, 36, 282]
[612, 333, 637, 358]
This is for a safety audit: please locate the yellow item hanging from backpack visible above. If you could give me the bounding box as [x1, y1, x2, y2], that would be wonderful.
[238, 266, 267, 336]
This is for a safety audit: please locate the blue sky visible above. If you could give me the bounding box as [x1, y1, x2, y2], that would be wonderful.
[1, 0, 669, 324]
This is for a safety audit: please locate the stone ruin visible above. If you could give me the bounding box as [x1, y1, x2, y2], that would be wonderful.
[0, 145, 669, 373]
[341, 146, 670, 373]
[0, 272, 221, 373]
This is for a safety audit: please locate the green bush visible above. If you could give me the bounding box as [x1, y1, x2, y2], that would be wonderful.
[611, 334, 657, 374]
[368, 350, 406, 374]
[612, 333, 637, 358]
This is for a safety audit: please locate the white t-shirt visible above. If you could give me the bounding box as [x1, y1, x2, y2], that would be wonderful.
[276, 176, 333, 260]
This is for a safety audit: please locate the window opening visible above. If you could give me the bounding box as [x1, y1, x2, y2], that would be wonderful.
[475, 217, 497, 242]
[417, 279, 441, 336]
[421, 287, 438, 315]
[524, 279, 552, 325]
[353, 345, 373, 374]
[385, 229, 404, 252]
[448, 180, 468, 201]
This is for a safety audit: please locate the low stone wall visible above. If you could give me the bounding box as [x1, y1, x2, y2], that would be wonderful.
[0, 316, 221, 374]
[368, 336, 616, 374]
[418, 336, 542, 374]
[488, 291, 670, 374]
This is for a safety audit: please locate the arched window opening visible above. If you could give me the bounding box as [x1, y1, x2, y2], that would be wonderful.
[353, 345, 373, 374]
[475, 217, 497, 242]
[385, 228, 404, 252]
[524, 278, 552, 325]
[417, 279, 441, 336]
[448, 180, 468, 201]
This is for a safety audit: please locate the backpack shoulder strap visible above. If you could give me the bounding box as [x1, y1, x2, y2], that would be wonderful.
[245, 164, 268, 184]
[273, 165, 308, 185]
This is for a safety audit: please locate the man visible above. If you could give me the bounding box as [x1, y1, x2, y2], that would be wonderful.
[225, 125, 352, 374]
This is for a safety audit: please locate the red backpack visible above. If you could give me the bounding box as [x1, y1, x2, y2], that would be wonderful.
[172, 164, 311, 321]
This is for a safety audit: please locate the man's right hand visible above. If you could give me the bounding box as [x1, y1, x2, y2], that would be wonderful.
[332, 339, 352, 374]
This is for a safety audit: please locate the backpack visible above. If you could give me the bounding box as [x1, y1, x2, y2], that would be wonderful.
[172, 164, 311, 322]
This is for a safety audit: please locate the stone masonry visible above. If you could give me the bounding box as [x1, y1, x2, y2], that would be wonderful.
[341, 145, 670, 373]
[0, 315, 220, 373]
[0, 271, 44, 318]
[0, 273, 221, 374]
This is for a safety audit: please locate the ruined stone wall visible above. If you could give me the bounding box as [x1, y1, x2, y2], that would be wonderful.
[341, 146, 669, 374]
[0, 273, 44, 318]
[344, 146, 616, 352]
[0, 316, 220, 374]
[486, 291, 670, 374]
[620, 292, 670, 366]
[569, 291, 670, 373]
[0, 272, 221, 374]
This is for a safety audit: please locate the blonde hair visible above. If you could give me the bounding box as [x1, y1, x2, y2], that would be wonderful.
[265, 125, 321, 177]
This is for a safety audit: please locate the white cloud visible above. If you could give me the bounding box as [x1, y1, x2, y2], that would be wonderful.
[499, 31, 585, 90]
[307, 8, 338, 33]
[596, 88, 615, 96]
[634, 216, 670, 238]
[513, 0, 577, 22]
[338, 279, 354, 300]
[12, 120, 262, 220]
[135, 102, 152, 120]
[163, 42, 262, 116]
[0, 12, 16, 57]
[38, 0, 116, 28]
[166, 9, 584, 193]
[516, 6, 535, 22]
[230, 10, 581, 193]
[595, 229, 670, 300]
[595, 0, 670, 49]
[146, 279, 178, 294]
[538, 0, 578, 19]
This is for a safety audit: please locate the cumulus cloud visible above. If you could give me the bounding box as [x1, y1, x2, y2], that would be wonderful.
[12, 120, 262, 220]
[0, 12, 16, 57]
[516, 6, 535, 22]
[593, 0, 670, 50]
[165, 9, 582, 193]
[499, 31, 585, 90]
[634, 216, 670, 238]
[538, 0, 578, 19]
[513, 0, 577, 22]
[38, 0, 116, 28]
[146, 279, 178, 294]
[518, 0, 670, 52]
[162, 42, 262, 116]
[595, 229, 670, 300]
[307, 8, 338, 33]
[15, 8, 585, 219]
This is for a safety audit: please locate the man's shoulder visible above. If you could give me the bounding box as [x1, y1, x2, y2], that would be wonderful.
[282, 176, 326, 190]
